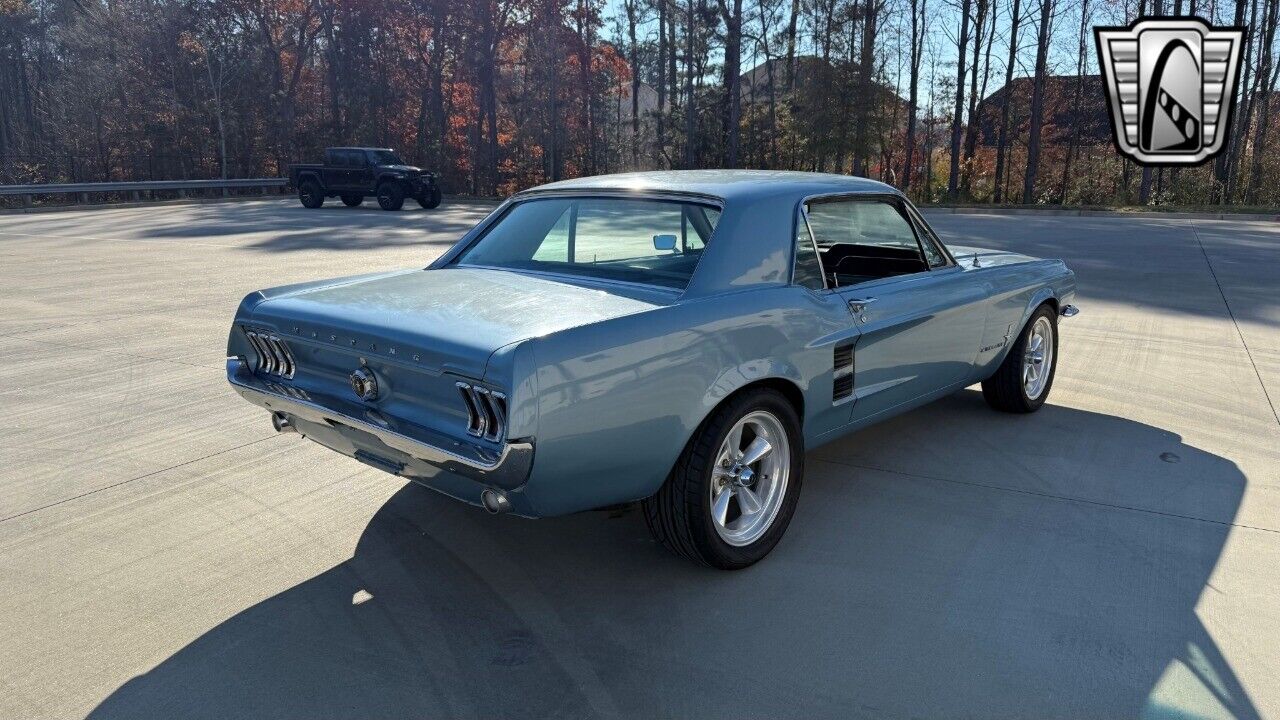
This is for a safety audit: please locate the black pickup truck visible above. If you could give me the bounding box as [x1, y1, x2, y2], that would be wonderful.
[288, 147, 442, 211]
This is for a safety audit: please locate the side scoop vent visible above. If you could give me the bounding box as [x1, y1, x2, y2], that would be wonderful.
[246, 329, 296, 379]
[833, 341, 855, 403]
[457, 382, 508, 442]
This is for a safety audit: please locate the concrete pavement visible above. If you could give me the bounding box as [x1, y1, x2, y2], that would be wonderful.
[0, 199, 1277, 719]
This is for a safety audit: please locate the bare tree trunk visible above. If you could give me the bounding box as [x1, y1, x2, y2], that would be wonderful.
[1246, 0, 1279, 202]
[853, 0, 882, 176]
[718, 0, 744, 167]
[657, 0, 668, 166]
[1214, 0, 1251, 202]
[993, 0, 1021, 203]
[1022, 0, 1053, 204]
[579, 0, 596, 174]
[960, 0, 991, 194]
[684, 0, 697, 167]
[947, 0, 972, 199]
[1060, 0, 1090, 204]
[785, 0, 800, 92]
[901, 0, 925, 190]
[625, 0, 640, 168]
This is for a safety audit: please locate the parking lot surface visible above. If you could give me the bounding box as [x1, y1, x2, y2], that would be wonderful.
[1, 199, 1277, 719]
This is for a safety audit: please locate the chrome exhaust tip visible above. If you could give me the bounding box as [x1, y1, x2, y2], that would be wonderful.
[1060, 304, 1080, 318]
[480, 488, 511, 515]
[271, 412, 296, 434]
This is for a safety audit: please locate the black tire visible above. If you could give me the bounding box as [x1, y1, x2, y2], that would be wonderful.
[376, 181, 405, 211]
[340, 194, 363, 207]
[981, 304, 1059, 413]
[416, 184, 443, 209]
[642, 388, 804, 570]
[298, 179, 324, 209]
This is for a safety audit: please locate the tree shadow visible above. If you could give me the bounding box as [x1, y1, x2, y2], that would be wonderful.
[91, 200, 494, 253]
[88, 392, 1262, 719]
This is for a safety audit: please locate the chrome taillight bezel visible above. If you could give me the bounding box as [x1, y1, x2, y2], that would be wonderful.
[456, 382, 508, 442]
[245, 328, 296, 379]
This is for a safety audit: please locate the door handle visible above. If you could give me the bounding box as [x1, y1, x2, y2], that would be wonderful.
[848, 297, 877, 323]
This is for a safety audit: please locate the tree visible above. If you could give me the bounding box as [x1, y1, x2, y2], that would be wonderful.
[901, 0, 925, 191]
[947, 0, 972, 199]
[1021, 0, 1053, 204]
[992, 0, 1022, 203]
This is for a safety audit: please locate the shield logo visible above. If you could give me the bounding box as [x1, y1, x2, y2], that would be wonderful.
[1095, 17, 1244, 165]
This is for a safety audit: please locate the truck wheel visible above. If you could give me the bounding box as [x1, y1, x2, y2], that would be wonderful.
[340, 194, 363, 207]
[642, 388, 803, 570]
[981, 304, 1059, 413]
[376, 182, 405, 211]
[298, 179, 324, 209]
[416, 184, 443, 209]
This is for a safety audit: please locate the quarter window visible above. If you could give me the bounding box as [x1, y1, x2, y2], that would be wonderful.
[792, 212, 826, 290]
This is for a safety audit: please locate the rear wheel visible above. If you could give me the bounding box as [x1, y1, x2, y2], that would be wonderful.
[643, 388, 803, 569]
[981, 304, 1059, 413]
[376, 181, 405, 211]
[298, 180, 324, 209]
[416, 184, 443, 209]
[340, 194, 363, 207]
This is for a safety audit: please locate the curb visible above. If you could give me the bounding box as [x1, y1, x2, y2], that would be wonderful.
[918, 206, 1280, 221]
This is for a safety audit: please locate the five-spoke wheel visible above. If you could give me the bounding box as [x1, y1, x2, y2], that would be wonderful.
[710, 411, 790, 547]
[644, 388, 803, 569]
[982, 303, 1059, 413]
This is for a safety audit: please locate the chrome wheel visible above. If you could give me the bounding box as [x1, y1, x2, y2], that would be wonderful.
[1022, 316, 1055, 400]
[710, 410, 790, 547]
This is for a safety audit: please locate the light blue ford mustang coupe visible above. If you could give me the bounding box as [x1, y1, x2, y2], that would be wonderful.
[227, 171, 1077, 568]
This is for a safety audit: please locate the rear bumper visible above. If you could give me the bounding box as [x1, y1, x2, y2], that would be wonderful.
[227, 358, 537, 514]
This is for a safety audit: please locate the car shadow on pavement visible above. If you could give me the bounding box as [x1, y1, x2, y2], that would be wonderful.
[88, 391, 1262, 719]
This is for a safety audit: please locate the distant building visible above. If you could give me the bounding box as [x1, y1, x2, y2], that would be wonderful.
[976, 75, 1111, 146]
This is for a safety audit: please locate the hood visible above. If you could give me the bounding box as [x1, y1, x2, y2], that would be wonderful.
[247, 267, 670, 378]
[379, 164, 426, 175]
[948, 244, 1039, 270]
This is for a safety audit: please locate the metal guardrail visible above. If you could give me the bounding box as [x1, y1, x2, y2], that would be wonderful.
[0, 178, 288, 206]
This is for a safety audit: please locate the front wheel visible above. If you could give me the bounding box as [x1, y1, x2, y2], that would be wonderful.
[298, 180, 324, 209]
[981, 304, 1059, 413]
[642, 388, 803, 569]
[376, 182, 405, 211]
[416, 184, 443, 209]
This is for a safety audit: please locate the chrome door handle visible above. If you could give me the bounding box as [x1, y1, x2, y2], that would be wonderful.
[847, 297, 877, 313]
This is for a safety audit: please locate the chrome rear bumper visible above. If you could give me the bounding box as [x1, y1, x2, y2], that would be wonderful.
[226, 358, 533, 490]
[1060, 304, 1080, 318]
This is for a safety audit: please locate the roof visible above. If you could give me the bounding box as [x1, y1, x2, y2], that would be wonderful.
[507, 170, 902, 299]
[521, 170, 898, 205]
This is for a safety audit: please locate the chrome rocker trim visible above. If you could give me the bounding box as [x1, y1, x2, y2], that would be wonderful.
[226, 357, 533, 489]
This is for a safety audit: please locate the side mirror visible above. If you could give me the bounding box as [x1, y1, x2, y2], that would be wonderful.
[653, 234, 678, 251]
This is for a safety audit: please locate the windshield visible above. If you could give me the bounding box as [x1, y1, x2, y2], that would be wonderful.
[454, 197, 721, 289]
[371, 150, 404, 165]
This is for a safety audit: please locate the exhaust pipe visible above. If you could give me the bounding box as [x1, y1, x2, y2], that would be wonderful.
[271, 412, 296, 434]
[480, 488, 511, 514]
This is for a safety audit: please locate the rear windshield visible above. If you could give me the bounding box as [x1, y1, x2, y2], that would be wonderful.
[454, 197, 721, 289]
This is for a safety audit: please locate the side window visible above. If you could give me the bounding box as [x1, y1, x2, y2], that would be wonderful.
[326, 149, 343, 166]
[792, 211, 826, 290]
[347, 151, 367, 168]
[805, 198, 930, 287]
